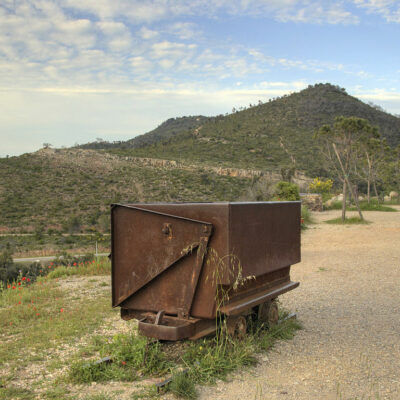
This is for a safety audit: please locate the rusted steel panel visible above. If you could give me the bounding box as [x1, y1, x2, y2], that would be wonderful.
[228, 202, 301, 282]
[220, 281, 299, 316]
[111, 205, 212, 308]
[111, 201, 301, 340]
[123, 203, 230, 319]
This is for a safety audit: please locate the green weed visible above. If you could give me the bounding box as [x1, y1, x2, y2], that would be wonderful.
[43, 386, 70, 400]
[0, 276, 116, 367]
[82, 394, 114, 400]
[170, 371, 197, 399]
[325, 217, 370, 225]
[68, 332, 171, 384]
[301, 205, 314, 230]
[47, 259, 110, 279]
[325, 199, 396, 212]
[349, 202, 396, 212]
[0, 387, 36, 400]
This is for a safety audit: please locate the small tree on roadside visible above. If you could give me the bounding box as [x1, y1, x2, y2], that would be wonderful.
[378, 144, 400, 197]
[316, 116, 366, 221]
[355, 131, 390, 203]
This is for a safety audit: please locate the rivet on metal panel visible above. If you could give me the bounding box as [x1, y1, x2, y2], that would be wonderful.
[161, 223, 171, 235]
[177, 308, 188, 319]
[155, 310, 165, 325]
[202, 224, 211, 234]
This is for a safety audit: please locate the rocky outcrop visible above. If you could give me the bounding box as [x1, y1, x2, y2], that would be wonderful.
[209, 166, 262, 179]
[130, 157, 178, 168]
[389, 191, 399, 201]
[127, 156, 264, 179]
[300, 193, 323, 211]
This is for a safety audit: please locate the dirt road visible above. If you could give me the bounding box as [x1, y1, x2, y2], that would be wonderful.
[198, 208, 400, 400]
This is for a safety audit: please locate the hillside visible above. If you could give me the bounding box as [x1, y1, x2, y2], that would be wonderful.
[1, 83, 399, 239]
[106, 83, 400, 177]
[78, 115, 210, 150]
[0, 148, 248, 234]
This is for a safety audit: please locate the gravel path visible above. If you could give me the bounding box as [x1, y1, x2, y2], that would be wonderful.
[199, 208, 400, 400]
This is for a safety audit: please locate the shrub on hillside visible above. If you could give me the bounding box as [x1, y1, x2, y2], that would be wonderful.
[274, 181, 300, 201]
[309, 177, 333, 201]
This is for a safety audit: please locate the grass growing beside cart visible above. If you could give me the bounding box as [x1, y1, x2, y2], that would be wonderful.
[65, 311, 300, 399]
[1, 257, 301, 400]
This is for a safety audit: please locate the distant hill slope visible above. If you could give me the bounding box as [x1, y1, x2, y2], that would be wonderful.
[0, 149, 248, 232]
[106, 83, 400, 177]
[1, 83, 399, 234]
[79, 115, 210, 150]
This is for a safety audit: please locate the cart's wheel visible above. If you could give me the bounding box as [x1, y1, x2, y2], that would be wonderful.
[225, 315, 247, 340]
[258, 299, 279, 327]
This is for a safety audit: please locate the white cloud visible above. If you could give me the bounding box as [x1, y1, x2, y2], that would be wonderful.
[354, 0, 400, 22]
[276, 3, 359, 24]
[355, 87, 400, 101]
[151, 41, 197, 60]
[45, 0, 360, 26]
[1, 0, 398, 157]
[139, 27, 159, 40]
[97, 21, 128, 36]
[167, 22, 199, 40]
[158, 59, 176, 69]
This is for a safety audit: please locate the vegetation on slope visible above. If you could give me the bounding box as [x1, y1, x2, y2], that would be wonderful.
[105, 84, 400, 177]
[1, 83, 399, 247]
[0, 148, 248, 235]
[78, 115, 210, 150]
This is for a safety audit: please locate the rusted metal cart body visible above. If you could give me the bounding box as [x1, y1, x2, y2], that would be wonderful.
[111, 202, 300, 340]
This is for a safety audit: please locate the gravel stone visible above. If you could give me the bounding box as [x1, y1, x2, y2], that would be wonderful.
[198, 208, 400, 400]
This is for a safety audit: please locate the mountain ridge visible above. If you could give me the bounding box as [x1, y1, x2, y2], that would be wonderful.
[1, 83, 399, 234]
[104, 83, 400, 177]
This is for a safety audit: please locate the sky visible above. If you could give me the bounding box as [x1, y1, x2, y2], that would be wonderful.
[1, 0, 400, 157]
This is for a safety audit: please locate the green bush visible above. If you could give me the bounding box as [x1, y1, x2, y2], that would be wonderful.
[0, 247, 46, 286]
[274, 181, 300, 201]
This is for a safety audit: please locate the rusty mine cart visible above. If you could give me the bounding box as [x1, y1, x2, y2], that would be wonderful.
[111, 202, 301, 341]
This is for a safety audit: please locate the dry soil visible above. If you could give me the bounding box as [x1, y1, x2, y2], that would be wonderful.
[198, 208, 400, 400]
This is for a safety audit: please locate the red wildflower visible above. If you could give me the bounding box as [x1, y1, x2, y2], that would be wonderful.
[73, 262, 77, 266]
[18, 287, 21, 290]
[40, 270, 42, 273]
[22, 277, 26, 281]
[27, 278, 30, 282]
[36, 313, 40, 316]
[48, 265, 51, 268]
[121, 361, 126, 365]
[12, 286, 16, 289]
[18, 301, 21, 304]
[18, 282, 21, 286]
[7, 284, 10, 289]
[60, 308, 64, 312]
[50, 262, 53, 266]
